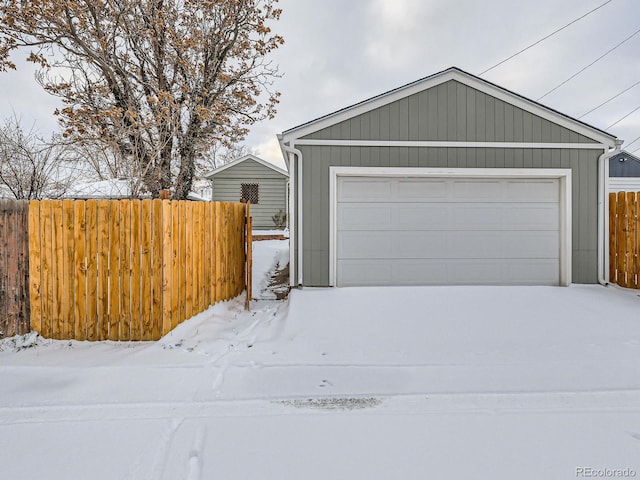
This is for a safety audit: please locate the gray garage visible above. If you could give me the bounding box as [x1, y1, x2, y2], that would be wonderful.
[279, 67, 621, 287]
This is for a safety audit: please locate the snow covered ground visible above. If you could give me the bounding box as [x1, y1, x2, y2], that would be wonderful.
[1, 240, 640, 479]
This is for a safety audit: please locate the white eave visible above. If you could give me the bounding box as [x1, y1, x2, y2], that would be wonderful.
[205, 154, 289, 178]
[280, 67, 618, 149]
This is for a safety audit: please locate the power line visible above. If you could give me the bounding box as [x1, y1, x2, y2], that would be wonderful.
[623, 134, 640, 150]
[537, 26, 640, 101]
[479, 0, 614, 76]
[606, 104, 640, 129]
[578, 79, 640, 118]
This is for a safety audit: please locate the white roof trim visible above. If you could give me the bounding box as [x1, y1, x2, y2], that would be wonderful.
[281, 67, 617, 148]
[205, 154, 289, 178]
[294, 139, 607, 150]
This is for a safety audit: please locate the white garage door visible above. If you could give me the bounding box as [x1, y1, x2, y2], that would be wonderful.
[336, 176, 561, 286]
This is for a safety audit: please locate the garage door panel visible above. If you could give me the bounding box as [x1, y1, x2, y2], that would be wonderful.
[338, 259, 560, 286]
[452, 204, 559, 230]
[506, 179, 560, 202]
[338, 230, 559, 259]
[395, 179, 447, 200]
[338, 179, 392, 202]
[338, 204, 394, 229]
[339, 203, 559, 231]
[336, 175, 562, 286]
[451, 180, 504, 200]
[339, 203, 449, 230]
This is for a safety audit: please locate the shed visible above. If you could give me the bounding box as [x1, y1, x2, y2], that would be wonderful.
[206, 154, 289, 230]
[279, 67, 620, 288]
[609, 150, 640, 191]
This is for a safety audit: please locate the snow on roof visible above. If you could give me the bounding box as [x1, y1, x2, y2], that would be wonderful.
[64, 179, 134, 199]
[205, 154, 289, 178]
[65, 179, 207, 200]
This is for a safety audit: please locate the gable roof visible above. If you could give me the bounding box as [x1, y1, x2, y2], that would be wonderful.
[205, 154, 289, 178]
[610, 150, 640, 164]
[609, 150, 640, 177]
[280, 66, 617, 147]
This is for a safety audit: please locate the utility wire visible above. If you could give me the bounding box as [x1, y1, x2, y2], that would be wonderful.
[479, 0, 614, 76]
[607, 104, 640, 129]
[578, 79, 640, 118]
[537, 26, 640, 101]
[623, 135, 640, 150]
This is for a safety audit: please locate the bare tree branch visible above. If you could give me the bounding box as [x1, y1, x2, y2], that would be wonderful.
[0, 0, 283, 198]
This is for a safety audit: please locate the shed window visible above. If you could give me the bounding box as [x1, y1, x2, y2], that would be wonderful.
[241, 183, 259, 204]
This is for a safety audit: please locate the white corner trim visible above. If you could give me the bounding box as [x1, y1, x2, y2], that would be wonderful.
[328, 166, 572, 287]
[295, 139, 607, 150]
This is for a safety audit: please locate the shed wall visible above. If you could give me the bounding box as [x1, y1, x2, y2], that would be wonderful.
[210, 159, 288, 229]
[212, 177, 287, 229]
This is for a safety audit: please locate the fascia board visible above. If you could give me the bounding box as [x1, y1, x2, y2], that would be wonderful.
[205, 154, 289, 178]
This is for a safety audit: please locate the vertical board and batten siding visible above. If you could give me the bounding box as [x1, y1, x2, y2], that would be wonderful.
[211, 159, 288, 230]
[609, 155, 640, 177]
[304, 81, 597, 144]
[294, 80, 602, 286]
[29, 200, 247, 341]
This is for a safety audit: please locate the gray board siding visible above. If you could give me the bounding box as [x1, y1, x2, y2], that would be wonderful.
[211, 159, 288, 180]
[212, 177, 287, 229]
[210, 159, 288, 229]
[301, 80, 597, 144]
[609, 155, 640, 177]
[296, 146, 601, 286]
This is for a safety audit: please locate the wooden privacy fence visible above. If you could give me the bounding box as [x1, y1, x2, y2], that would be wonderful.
[609, 191, 639, 289]
[0, 200, 30, 338]
[29, 199, 250, 341]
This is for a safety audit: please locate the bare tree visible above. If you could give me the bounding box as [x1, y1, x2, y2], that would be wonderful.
[71, 140, 151, 198]
[0, 0, 284, 199]
[0, 117, 77, 199]
[198, 143, 253, 174]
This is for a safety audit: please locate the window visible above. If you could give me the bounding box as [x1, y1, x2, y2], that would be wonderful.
[241, 183, 259, 204]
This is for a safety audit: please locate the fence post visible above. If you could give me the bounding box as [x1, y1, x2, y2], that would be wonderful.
[245, 201, 252, 310]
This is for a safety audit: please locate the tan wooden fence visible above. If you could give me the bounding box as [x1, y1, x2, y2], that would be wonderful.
[609, 191, 639, 289]
[0, 200, 30, 338]
[28, 199, 249, 341]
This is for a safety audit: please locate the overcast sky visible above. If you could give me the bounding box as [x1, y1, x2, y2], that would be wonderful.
[1, 0, 639, 169]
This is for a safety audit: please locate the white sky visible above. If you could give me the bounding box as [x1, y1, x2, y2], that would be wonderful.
[1, 0, 639, 169]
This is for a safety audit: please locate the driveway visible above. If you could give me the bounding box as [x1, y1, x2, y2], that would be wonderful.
[207, 284, 640, 399]
[2, 279, 640, 480]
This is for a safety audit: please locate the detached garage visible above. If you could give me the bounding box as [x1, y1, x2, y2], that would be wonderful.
[278, 67, 620, 287]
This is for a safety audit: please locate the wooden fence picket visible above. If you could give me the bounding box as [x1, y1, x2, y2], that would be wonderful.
[609, 192, 640, 289]
[23, 199, 250, 341]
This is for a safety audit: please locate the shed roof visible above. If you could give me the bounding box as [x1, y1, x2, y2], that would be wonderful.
[205, 154, 289, 178]
[280, 66, 618, 147]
